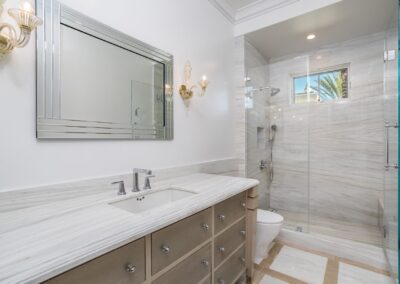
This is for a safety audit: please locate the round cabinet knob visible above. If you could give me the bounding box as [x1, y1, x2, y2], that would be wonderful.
[217, 214, 226, 222]
[241, 201, 246, 208]
[201, 259, 209, 267]
[240, 257, 246, 264]
[219, 279, 226, 284]
[218, 247, 225, 253]
[240, 230, 246, 237]
[201, 223, 209, 231]
[125, 263, 136, 273]
[161, 245, 171, 253]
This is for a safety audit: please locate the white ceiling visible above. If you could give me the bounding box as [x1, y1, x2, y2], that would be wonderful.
[246, 0, 397, 60]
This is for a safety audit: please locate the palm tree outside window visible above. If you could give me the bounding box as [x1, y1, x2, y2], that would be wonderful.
[293, 67, 349, 104]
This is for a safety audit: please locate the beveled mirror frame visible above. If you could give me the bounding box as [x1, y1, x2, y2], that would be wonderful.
[36, 0, 174, 140]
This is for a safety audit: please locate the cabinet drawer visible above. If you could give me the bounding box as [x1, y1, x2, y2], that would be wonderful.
[214, 245, 246, 284]
[44, 238, 145, 284]
[214, 192, 246, 234]
[152, 243, 212, 284]
[214, 218, 246, 267]
[152, 208, 212, 275]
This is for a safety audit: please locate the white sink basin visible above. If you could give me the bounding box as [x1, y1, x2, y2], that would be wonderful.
[110, 188, 197, 214]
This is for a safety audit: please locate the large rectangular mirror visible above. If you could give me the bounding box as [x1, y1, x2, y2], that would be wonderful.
[36, 0, 173, 139]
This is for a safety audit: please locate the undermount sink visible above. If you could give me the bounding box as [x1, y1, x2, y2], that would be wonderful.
[110, 188, 197, 214]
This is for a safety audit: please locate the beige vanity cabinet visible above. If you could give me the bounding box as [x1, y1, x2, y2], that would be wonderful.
[44, 238, 146, 284]
[151, 208, 212, 275]
[214, 192, 247, 234]
[152, 242, 212, 284]
[43, 189, 257, 284]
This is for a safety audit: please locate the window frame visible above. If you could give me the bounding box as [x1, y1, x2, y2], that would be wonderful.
[291, 63, 350, 104]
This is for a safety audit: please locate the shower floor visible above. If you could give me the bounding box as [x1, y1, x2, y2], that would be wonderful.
[274, 209, 382, 246]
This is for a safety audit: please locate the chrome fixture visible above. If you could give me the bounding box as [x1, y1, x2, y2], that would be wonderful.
[143, 174, 156, 190]
[259, 160, 268, 170]
[125, 264, 136, 273]
[133, 168, 153, 192]
[384, 122, 399, 170]
[111, 181, 126, 196]
[243, 86, 281, 96]
[0, 0, 43, 58]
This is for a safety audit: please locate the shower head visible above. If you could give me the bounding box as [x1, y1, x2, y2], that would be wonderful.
[249, 86, 280, 96]
[270, 88, 280, 96]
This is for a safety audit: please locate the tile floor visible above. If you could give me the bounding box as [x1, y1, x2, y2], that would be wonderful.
[252, 242, 394, 284]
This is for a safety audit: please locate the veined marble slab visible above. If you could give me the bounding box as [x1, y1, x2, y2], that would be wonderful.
[0, 174, 258, 284]
[0, 158, 239, 213]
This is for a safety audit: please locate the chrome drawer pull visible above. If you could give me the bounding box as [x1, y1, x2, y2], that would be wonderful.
[218, 246, 225, 253]
[218, 279, 226, 284]
[201, 259, 209, 267]
[217, 214, 226, 222]
[241, 202, 246, 208]
[125, 263, 136, 273]
[161, 245, 171, 253]
[240, 257, 245, 264]
[240, 230, 246, 236]
[201, 223, 209, 231]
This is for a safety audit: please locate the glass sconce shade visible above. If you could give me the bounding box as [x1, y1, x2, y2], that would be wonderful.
[8, 8, 43, 31]
[0, 5, 42, 55]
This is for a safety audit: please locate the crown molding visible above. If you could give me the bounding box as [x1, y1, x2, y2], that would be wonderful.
[209, 0, 300, 25]
[236, 0, 300, 23]
[208, 0, 236, 23]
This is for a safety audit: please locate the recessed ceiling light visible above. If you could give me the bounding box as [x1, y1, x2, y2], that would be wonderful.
[307, 34, 316, 40]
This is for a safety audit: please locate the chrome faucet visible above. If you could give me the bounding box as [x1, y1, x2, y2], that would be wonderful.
[132, 168, 154, 192]
[111, 180, 126, 195]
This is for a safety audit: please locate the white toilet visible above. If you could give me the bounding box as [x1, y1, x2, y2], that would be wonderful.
[254, 209, 284, 264]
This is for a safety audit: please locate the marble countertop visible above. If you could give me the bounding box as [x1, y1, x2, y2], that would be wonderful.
[0, 174, 258, 284]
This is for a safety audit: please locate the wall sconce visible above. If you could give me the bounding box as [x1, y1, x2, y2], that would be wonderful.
[179, 61, 209, 100]
[0, 0, 43, 58]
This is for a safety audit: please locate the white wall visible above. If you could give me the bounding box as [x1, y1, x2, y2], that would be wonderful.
[0, 0, 235, 190]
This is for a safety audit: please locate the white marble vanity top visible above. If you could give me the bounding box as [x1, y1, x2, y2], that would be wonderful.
[0, 174, 258, 284]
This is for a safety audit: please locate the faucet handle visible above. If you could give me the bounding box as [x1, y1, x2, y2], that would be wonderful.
[143, 175, 156, 190]
[111, 181, 126, 195]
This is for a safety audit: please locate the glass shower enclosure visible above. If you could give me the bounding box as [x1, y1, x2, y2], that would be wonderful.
[243, 0, 398, 280]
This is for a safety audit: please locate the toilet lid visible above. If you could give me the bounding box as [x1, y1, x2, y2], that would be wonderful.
[257, 209, 284, 224]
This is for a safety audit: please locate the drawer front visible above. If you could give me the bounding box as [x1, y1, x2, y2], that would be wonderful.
[234, 272, 247, 284]
[214, 192, 246, 234]
[152, 243, 212, 284]
[214, 218, 246, 267]
[200, 276, 212, 284]
[152, 208, 212, 275]
[214, 245, 246, 284]
[44, 238, 145, 284]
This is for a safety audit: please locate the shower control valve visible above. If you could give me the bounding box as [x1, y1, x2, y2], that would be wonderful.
[259, 160, 268, 170]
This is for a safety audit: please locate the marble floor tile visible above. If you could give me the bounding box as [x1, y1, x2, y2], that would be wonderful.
[338, 263, 392, 284]
[259, 275, 288, 284]
[270, 246, 328, 284]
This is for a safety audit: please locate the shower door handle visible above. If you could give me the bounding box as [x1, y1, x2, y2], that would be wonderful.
[384, 122, 398, 170]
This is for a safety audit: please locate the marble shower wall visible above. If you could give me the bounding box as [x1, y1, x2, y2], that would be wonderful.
[269, 33, 388, 245]
[244, 40, 271, 210]
[234, 36, 247, 178]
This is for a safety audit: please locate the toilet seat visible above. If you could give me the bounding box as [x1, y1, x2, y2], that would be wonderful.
[257, 209, 283, 224]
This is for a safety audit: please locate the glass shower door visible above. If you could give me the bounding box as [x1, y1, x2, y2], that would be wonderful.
[383, 7, 399, 278]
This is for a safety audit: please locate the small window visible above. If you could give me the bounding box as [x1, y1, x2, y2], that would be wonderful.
[293, 67, 348, 104]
